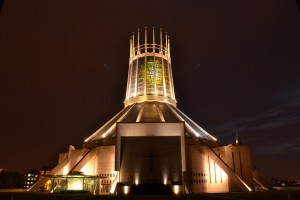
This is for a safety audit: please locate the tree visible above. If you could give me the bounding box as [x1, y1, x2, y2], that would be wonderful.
[0, 170, 24, 188]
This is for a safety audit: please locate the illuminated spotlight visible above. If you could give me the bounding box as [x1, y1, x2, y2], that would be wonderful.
[173, 185, 180, 195]
[163, 173, 168, 185]
[163, 178, 167, 185]
[124, 186, 130, 194]
[134, 172, 139, 185]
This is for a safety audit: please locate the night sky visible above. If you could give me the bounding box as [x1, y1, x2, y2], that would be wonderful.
[1, 1, 299, 180]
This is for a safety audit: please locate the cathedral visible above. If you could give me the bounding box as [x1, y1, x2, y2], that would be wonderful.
[29, 28, 261, 194]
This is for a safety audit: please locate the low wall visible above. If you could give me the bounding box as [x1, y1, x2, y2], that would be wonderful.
[0, 189, 27, 192]
[274, 186, 300, 191]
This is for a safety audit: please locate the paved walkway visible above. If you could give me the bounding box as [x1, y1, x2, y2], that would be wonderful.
[0, 191, 299, 200]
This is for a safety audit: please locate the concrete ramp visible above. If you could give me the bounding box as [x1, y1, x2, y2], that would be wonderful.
[253, 171, 272, 191]
[27, 157, 69, 192]
[204, 146, 253, 192]
[69, 148, 96, 172]
[28, 148, 95, 192]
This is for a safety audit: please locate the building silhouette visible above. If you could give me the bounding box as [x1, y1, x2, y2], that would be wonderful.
[24, 170, 39, 189]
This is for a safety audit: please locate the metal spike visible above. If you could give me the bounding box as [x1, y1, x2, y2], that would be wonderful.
[152, 27, 155, 52]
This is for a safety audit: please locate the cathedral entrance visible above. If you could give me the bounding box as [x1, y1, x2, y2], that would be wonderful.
[120, 136, 182, 185]
[116, 122, 185, 190]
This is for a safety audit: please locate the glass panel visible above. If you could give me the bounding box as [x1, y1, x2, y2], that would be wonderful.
[50, 177, 99, 194]
[146, 56, 154, 94]
[130, 60, 137, 97]
[57, 179, 67, 192]
[131, 56, 173, 98]
[155, 57, 163, 95]
[163, 59, 171, 97]
[137, 57, 145, 96]
[68, 177, 83, 190]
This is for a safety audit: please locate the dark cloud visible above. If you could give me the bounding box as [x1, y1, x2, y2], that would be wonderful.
[212, 86, 300, 133]
[213, 103, 300, 134]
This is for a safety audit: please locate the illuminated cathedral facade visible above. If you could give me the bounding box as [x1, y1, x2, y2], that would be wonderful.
[29, 28, 260, 194]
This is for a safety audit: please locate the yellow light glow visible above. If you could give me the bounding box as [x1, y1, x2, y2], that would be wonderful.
[246, 186, 252, 191]
[135, 178, 139, 185]
[101, 125, 115, 138]
[68, 178, 83, 190]
[163, 178, 167, 185]
[241, 180, 253, 192]
[110, 180, 117, 194]
[80, 166, 88, 175]
[133, 172, 140, 186]
[62, 166, 69, 175]
[215, 163, 221, 183]
[209, 159, 215, 182]
[124, 186, 129, 194]
[45, 180, 51, 190]
[173, 185, 180, 194]
[185, 122, 200, 137]
[221, 168, 228, 181]
[163, 173, 168, 185]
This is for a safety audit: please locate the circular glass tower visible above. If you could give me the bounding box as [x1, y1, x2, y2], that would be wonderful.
[124, 27, 177, 107]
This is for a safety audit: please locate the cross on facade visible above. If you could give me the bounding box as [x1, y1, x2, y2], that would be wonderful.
[143, 152, 159, 172]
